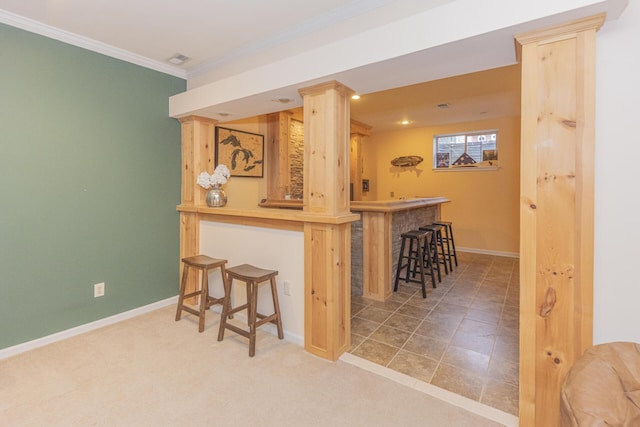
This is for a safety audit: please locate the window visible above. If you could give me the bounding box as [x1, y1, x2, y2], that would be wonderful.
[433, 130, 498, 169]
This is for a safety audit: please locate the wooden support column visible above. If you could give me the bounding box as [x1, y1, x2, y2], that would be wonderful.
[299, 81, 356, 360]
[349, 120, 371, 202]
[266, 111, 293, 200]
[516, 14, 603, 427]
[178, 116, 217, 301]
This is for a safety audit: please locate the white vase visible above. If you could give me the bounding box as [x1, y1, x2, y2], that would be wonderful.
[206, 184, 227, 207]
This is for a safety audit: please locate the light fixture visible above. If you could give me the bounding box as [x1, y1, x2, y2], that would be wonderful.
[351, 94, 361, 100]
[272, 97, 294, 104]
[168, 53, 190, 65]
[401, 120, 410, 125]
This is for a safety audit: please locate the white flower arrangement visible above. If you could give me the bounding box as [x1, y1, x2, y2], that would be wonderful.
[197, 164, 230, 189]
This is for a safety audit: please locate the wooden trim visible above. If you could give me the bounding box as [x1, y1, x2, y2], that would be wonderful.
[362, 212, 392, 301]
[517, 16, 599, 427]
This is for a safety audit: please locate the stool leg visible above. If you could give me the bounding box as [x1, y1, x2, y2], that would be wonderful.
[217, 276, 233, 342]
[175, 265, 189, 321]
[269, 277, 284, 339]
[393, 238, 407, 292]
[437, 231, 449, 275]
[415, 237, 427, 298]
[441, 227, 453, 272]
[248, 281, 258, 357]
[197, 268, 210, 332]
[430, 233, 442, 283]
[422, 233, 437, 289]
[449, 225, 458, 267]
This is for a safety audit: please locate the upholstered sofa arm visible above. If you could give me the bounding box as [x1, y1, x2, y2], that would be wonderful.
[560, 342, 640, 426]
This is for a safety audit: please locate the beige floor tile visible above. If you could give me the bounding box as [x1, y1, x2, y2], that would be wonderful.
[351, 339, 399, 366]
[403, 334, 448, 361]
[450, 330, 496, 356]
[383, 313, 423, 333]
[351, 316, 381, 337]
[357, 306, 394, 323]
[388, 350, 439, 383]
[481, 379, 519, 415]
[369, 325, 412, 348]
[441, 345, 490, 376]
[431, 363, 484, 401]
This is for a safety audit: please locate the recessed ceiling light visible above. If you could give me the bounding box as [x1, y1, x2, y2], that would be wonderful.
[351, 95, 361, 100]
[168, 53, 190, 65]
[401, 120, 410, 125]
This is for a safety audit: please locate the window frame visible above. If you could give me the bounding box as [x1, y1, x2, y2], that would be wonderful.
[432, 129, 499, 171]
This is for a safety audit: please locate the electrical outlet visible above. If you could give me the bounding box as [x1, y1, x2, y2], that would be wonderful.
[94, 282, 105, 298]
[283, 280, 291, 296]
[390, 191, 395, 197]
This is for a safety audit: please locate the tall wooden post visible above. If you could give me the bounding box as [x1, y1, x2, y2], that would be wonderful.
[178, 116, 217, 301]
[299, 81, 356, 360]
[350, 120, 371, 202]
[516, 14, 603, 426]
[266, 111, 293, 200]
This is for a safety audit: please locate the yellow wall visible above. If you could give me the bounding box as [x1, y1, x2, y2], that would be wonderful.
[217, 116, 268, 208]
[362, 117, 520, 255]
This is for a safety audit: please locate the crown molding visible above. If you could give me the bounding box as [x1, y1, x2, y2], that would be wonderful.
[0, 9, 187, 79]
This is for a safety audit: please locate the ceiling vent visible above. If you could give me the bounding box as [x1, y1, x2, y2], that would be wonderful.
[168, 53, 190, 65]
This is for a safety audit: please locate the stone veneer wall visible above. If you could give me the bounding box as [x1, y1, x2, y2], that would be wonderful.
[350, 205, 438, 297]
[289, 119, 304, 199]
[351, 218, 364, 295]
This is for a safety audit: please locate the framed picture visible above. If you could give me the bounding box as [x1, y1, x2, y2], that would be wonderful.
[215, 126, 264, 177]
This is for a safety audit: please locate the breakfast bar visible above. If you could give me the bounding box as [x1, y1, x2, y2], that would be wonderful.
[350, 197, 449, 301]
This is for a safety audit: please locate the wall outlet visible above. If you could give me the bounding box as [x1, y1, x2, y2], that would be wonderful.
[94, 282, 105, 298]
[283, 280, 291, 296]
[390, 191, 395, 197]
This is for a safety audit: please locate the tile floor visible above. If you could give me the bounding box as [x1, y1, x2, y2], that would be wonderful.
[349, 251, 520, 415]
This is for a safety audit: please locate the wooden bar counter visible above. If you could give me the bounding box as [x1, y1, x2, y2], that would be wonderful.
[350, 197, 449, 301]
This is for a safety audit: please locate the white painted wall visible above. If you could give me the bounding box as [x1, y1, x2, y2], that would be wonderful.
[199, 221, 305, 343]
[593, 0, 640, 344]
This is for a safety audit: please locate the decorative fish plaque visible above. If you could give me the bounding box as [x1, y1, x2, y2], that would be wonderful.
[391, 155, 424, 167]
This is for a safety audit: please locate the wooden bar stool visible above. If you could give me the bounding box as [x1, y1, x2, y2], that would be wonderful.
[217, 264, 284, 357]
[433, 220, 458, 268]
[393, 229, 435, 298]
[175, 255, 228, 333]
[419, 225, 448, 280]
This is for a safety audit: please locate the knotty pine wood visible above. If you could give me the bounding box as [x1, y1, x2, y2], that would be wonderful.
[516, 14, 601, 427]
[299, 81, 353, 216]
[179, 116, 216, 207]
[362, 211, 392, 301]
[266, 112, 292, 200]
[304, 223, 351, 360]
[179, 212, 199, 304]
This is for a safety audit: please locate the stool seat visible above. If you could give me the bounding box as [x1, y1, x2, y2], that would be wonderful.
[225, 264, 278, 283]
[218, 263, 284, 357]
[175, 255, 228, 333]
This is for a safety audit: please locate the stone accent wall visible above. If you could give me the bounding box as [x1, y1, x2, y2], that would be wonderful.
[350, 205, 438, 297]
[351, 218, 363, 296]
[289, 119, 304, 199]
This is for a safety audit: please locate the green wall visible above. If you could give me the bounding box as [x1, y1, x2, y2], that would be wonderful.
[0, 24, 186, 349]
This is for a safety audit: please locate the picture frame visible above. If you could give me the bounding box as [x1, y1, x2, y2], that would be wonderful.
[215, 126, 264, 177]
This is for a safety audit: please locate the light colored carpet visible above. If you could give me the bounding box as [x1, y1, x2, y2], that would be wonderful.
[0, 305, 507, 426]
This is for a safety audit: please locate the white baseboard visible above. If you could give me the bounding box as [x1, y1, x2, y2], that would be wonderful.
[0, 296, 179, 360]
[1, 296, 303, 361]
[457, 247, 520, 258]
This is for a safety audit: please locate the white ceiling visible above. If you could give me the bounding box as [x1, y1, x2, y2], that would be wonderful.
[0, 0, 627, 132]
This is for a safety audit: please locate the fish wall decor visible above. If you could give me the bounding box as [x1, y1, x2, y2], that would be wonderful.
[391, 155, 424, 167]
